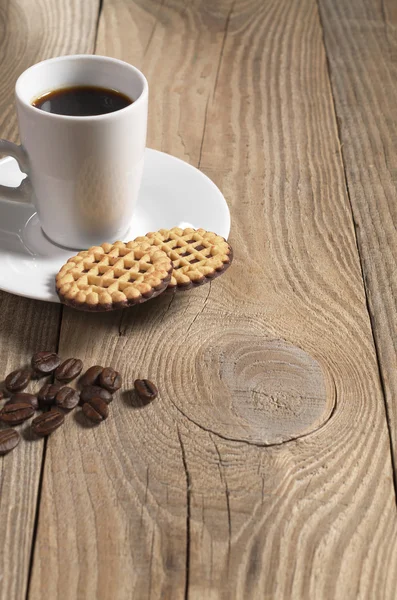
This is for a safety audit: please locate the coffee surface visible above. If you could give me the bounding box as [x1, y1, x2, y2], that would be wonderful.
[32, 85, 133, 116]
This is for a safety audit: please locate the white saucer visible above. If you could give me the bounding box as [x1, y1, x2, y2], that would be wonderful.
[0, 149, 230, 303]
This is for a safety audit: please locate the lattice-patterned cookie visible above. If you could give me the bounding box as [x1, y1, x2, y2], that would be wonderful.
[135, 227, 233, 290]
[56, 241, 172, 311]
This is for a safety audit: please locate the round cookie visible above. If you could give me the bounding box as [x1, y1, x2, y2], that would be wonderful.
[135, 227, 233, 290]
[56, 241, 172, 311]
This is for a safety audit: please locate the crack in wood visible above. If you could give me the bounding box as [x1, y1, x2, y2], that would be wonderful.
[143, 0, 166, 58]
[147, 526, 155, 600]
[198, 95, 210, 170]
[177, 427, 191, 600]
[140, 466, 150, 528]
[212, 437, 232, 567]
[212, 0, 236, 102]
[94, 0, 104, 52]
[160, 291, 176, 324]
[118, 310, 127, 336]
[186, 281, 211, 336]
[25, 441, 47, 600]
[25, 303, 64, 599]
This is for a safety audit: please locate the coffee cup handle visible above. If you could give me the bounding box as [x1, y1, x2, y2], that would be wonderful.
[0, 139, 32, 203]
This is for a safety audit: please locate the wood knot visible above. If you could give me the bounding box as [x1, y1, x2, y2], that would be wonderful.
[180, 334, 334, 445]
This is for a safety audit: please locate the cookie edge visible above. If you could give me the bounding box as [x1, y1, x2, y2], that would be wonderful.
[56, 268, 173, 312]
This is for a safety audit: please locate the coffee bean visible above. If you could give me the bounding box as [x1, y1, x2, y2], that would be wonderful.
[80, 385, 113, 405]
[55, 387, 80, 410]
[8, 392, 39, 411]
[5, 368, 32, 392]
[82, 397, 109, 423]
[0, 429, 20, 455]
[55, 358, 83, 383]
[99, 368, 122, 393]
[134, 379, 158, 402]
[80, 365, 103, 387]
[0, 401, 35, 425]
[38, 383, 63, 408]
[31, 409, 64, 436]
[32, 351, 61, 376]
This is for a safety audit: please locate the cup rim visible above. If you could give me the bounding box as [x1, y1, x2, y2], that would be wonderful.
[15, 54, 148, 122]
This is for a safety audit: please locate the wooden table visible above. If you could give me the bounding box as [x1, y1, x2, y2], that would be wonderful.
[1, 0, 396, 598]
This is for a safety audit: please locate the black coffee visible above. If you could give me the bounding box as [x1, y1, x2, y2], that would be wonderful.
[32, 85, 133, 116]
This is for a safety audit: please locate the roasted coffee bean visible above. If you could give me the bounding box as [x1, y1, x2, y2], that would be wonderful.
[32, 351, 61, 375]
[0, 401, 35, 425]
[38, 383, 63, 408]
[31, 409, 64, 436]
[80, 365, 103, 387]
[82, 397, 109, 423]
[99, 368, 122, 393]
[0, 429, 20, 455]
[8, 392, 39, 411]
[55, 387, 80, 410]
[5, 368, 32, 392]
[134, 379, 158, 402]
[80, 385, 113, 405]
[55, 358, 83, 383]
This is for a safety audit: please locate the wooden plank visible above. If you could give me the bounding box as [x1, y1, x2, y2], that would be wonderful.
[29, 0, 397, 598]
[0, 300, 59, 600]
[0, 1, 98, 598]
[317, 0, 397, 475]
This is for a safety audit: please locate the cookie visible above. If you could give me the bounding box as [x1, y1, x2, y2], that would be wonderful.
[135, 227, 233, 290]
[56, 241, 172, 311]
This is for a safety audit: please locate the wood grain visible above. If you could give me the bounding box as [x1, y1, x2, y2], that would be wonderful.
[317, 0, 397, 475]
[29, 0, 397, 598]
[0, 1, 98, 598]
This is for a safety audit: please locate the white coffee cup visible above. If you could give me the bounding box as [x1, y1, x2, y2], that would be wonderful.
[0, 55, 148, 249]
